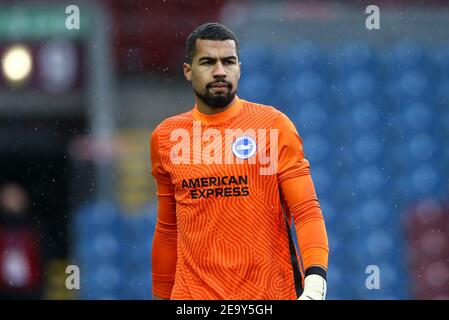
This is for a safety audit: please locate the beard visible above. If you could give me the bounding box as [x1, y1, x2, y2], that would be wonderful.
[194, 81, 236, 109]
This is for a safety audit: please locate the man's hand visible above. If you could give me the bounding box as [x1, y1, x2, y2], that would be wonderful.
[298, 274, 327, 300]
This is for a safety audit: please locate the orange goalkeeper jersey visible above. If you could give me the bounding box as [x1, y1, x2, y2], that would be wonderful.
[150, 96, 328, 300]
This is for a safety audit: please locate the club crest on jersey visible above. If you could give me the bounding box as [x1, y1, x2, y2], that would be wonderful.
[232, 135, 257, 160]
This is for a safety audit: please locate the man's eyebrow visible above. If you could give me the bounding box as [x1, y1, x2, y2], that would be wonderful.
[198, 55, 237, 62]
[198, 56, 216, 62]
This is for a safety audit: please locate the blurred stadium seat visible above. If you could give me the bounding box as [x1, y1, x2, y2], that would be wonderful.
[294, 102, 328, 132]
[278, 42, 327, 78]
[293, 72, 325, 103]
[72, 200, 155, 299]
[238, 40, 449, 300]
[239, 72, 274, 105]
[333, 42, 377, 73]
[239, 43, 275, 73]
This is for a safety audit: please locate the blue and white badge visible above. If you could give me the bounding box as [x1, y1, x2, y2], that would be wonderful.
[232, 135, 257, 160]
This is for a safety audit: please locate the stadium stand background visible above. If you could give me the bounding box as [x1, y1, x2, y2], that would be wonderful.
[1, 0, 448, 299]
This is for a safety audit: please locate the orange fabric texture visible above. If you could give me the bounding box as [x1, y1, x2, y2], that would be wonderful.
[151, 97, 329, 300]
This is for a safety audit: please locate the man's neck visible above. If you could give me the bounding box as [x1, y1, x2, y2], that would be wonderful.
[195, 96, 237, 115]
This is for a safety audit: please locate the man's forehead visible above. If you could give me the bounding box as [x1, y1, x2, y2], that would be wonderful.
[194, 39, 237, 58]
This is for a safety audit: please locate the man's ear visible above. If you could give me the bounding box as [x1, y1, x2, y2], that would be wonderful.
[183, 63, 192, 81]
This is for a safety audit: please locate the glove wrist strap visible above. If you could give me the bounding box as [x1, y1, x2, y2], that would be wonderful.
[305, 266, 327, 280]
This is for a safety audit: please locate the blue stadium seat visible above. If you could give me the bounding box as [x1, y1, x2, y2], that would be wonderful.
[334, 143, 361, 172]
[342, 71, 377, 102]
[326, 265, 344, 300]
[334, 102, 381, 141]
[397, 71, 430, 99]
[74, 200, 121, 239]
[334, 164, 357, 191]
[238, 72, 273, 104]
[359, 198, 390, 229]
[302, 134, 330, 164]
[278, 42, 325, 78]
[410, 165, 439, 196]
[350, 101, 380, 131]
[76, 232, 121, 266]
[387, 136, 437, 173]
[239, 43, 274, 74]
[122, 241, 151, 269]
[293, 72, 325, 102]
[72, 202, 157, 299]
[365, 231, 395, 259]
[386, 71, 431, 108]
[433, 44, 449, 76]
[75, 201, 117, 229]
[354, 134, 383, 163]
[72, 202, 123, 298]
[408, 133, 437, 161]
[436, 79, 449, 109]
[349, 244, 394, 273]
[438, 109, 449, 141]
[386, 142, 409, 169]
[326, 230, 341, 256]
[81, 265, 121, 299]
[404, 101, 432, 131]
[310, 165, 332, 195]
[383, 112, 405, 143]
[121, 271, 152, 300]
[318, 197, 336, 225]
[75, 232, 122, 268]
[122, 214, 155, 242]
[393, 41, 426, 67]
[391, 166, 440, 201]
[294, 102, 328, 133]
[357, 165, 384, 195]
[389, 173, 412, 202]
[329, 205, 358, 237]
[384, 41, 431, 75]
[333, 42, 377, 74]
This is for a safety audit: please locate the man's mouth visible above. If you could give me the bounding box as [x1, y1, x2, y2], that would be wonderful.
[209, 82, 230, 88]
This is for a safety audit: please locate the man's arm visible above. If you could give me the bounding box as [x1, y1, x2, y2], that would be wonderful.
[151, 128, 177, 300]
[279, 175, 329, 272]
[275, 112, 329, 299]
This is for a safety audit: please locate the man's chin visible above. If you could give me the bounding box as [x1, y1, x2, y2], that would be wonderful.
[195, 90, 236, 109]
[208, 98, 232, 109]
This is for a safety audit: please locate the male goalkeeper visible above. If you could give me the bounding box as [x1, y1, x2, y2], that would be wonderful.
[150, 22, 329, 300]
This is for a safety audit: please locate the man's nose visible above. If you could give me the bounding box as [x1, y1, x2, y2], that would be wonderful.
[213, 61, 227, 78]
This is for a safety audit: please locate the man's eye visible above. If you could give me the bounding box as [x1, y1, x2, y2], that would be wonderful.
[224, 60, 235, 65]
[201, 61, 212, 65]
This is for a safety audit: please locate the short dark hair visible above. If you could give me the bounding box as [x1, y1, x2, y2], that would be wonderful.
[185, 22, 240, 64]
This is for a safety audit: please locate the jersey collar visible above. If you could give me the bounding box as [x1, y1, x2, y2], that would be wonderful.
[192, 96, 243, 125]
